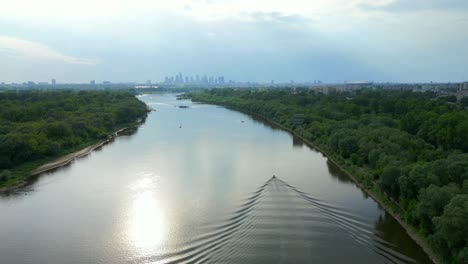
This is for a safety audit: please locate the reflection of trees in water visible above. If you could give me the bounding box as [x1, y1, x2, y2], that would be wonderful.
[326, 160, 371, 199]
[0, 161, 77, 198]
[248, 114, 283, 131]
[292, 135, 304, 148]
[374, 212, 434, 264]
[247, 115, 306, 149]
[327, 159, 354, 184]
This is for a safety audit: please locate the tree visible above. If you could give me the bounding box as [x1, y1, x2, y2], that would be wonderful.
[378, 165, 401, 200]
[399, 163, 438, 201]
[432, 195, 468, 263]
[416, 184, 460, 233]
[338, 136, 359, 158]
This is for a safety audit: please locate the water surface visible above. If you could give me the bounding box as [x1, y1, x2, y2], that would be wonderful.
[0, 94, 433, 264]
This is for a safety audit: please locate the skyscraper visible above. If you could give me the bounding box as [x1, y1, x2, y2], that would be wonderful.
[177, 72, 183, 84]
[51, 78, 56, 85]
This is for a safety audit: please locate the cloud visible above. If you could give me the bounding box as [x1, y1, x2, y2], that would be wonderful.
[0, 0, 358, 22]
[242, 12, 312, 24]
[0, 36, 96, 65]
[0, 1, 467, 83]
[362, 0, 468, 12]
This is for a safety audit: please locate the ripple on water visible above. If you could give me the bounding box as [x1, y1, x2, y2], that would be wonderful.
[130, 176, 417, 264]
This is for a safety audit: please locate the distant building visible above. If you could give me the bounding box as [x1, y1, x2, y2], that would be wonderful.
[462, 82, 468, 90]
[38, 82, 49, 85]
[90, 80, 96, 85]
[103, 81, 112, 85]
[146, 80, 151, 85]
[345, 81, 373, 90]
[317, 86, 337, 95]
[51, 78, 56, 85]
[456, 89, 468, 100]
[177, 72, 183, 84]
[218, 76, 225, 84]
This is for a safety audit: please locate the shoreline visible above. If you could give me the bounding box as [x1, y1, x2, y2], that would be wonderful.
[0, 119, 145, 193]
[213, 104, 442, 264]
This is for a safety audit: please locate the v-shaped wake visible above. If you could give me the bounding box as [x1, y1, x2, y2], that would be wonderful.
[135, 176, 416, 264]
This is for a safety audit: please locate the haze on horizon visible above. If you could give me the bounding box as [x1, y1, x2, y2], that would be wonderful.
[0, 0, 467, 83]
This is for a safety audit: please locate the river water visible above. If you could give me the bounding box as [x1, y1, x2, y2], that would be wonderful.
[0, 94, 433, 264]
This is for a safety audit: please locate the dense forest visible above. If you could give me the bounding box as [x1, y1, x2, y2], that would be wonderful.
[0, 90, 147, 188]
[184, 88, 468, 264]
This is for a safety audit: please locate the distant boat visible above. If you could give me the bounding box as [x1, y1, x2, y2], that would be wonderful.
[178, 105, 189, 109]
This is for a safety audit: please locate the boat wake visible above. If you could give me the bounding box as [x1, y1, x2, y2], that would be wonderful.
[133, 176, 417, 264]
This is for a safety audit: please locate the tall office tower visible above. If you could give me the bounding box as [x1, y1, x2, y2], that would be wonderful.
[51, 78, 56, 85]
[177, 72, 183, 84]
[185, 77, 189, 84]
[196, 75, 200, 83]
[218, 76, 225, 84]
[90, 80, 96, 85]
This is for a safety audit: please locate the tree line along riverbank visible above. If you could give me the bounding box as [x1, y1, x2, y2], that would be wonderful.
[0, 90, 148, 191]
[183, 88, 468, 264]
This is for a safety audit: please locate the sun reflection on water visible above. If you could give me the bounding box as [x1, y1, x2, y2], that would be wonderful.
[127, 177, 166, 255]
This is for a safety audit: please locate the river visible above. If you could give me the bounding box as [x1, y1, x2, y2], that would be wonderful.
[0, 94, 433, 264]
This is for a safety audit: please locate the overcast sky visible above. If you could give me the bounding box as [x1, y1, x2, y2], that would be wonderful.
[1, 0, 467, 83]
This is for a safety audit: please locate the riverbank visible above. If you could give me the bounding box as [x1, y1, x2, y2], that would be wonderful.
[200, 103, 442, 264]
[0, 118, 146, 194]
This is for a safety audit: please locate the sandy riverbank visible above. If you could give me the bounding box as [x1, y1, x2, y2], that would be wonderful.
[0, 120, 145, 193]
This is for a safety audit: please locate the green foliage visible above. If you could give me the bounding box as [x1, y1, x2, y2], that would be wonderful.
[379, 165, 401, 200]
[0, 90, 147, 183]
[431, 195, 468, 263]
[184, 88, 468, 264]
[0, 170, 11, 182]
[460, 97, 468, 108]
[416, 184, 460, 233]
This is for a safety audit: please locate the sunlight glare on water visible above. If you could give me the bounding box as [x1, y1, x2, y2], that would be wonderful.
[127, 177, 166, 255]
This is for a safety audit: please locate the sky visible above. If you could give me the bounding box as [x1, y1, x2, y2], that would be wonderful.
[0, 0, 467, 83]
